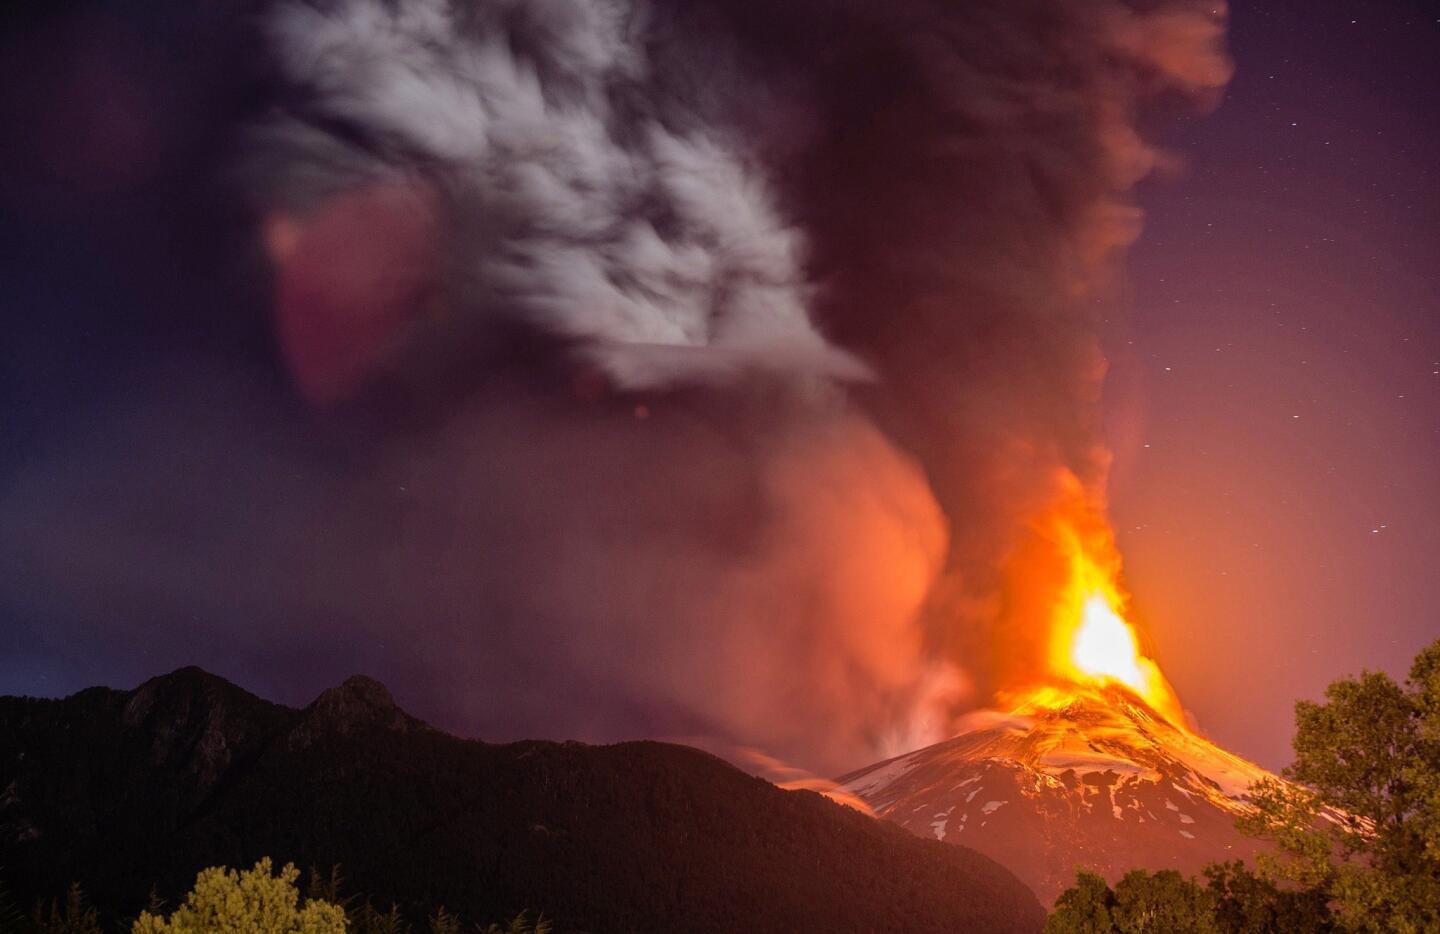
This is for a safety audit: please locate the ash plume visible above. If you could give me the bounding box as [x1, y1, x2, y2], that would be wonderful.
[250, 0, 865, 402]
[0, 0, 1229, 772]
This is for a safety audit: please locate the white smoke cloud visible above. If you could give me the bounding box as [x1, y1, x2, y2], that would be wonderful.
[257, 0, 863, 393]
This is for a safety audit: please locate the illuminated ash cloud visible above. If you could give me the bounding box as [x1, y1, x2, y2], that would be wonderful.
[252, 0, 865, 404]
[246, 0, 1229, 766]
[726, 0, 1232, 707]
[1, 0, 1230, 774]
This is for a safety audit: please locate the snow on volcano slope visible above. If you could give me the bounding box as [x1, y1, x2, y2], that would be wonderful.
[838, 687, 1276, 904]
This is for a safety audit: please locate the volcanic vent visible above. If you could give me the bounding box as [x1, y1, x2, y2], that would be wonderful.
[838, 684, 1274, 903]
[840, 479, 1278, 903]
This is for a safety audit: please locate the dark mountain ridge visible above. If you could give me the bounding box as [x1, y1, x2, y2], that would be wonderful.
[0, 668, 1044, 933]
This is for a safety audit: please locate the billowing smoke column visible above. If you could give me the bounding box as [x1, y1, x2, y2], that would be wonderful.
[0, 0, 1229, 773]
[253, 0, 869, 402]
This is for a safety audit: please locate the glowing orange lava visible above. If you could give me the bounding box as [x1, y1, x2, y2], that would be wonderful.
[1071, 593, 1146, 687]
[1008, 470, 1187, 727]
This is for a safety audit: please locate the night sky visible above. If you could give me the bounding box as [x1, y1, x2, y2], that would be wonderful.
[0, 0, 1436, 772]
[1114, 0, 1440, 766]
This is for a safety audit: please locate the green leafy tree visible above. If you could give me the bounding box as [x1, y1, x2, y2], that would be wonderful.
[1111, 869, 1217, 933]
[1046, 869, 1218, 933]
[1047, 870, 1118, 933]
[132, 859, 346, 934]
[1239, 639, 1440, 931]
[1048, 864, 1338, 934]
[1203, 860, 1332, 932]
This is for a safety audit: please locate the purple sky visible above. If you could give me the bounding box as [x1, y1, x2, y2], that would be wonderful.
[0, 0, 1435, 774]
[1112, 0, 1439, 767]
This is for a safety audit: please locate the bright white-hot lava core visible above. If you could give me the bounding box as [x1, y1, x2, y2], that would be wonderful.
[1009, 470, 1189, 728]
[1072, 594, 1145, 686]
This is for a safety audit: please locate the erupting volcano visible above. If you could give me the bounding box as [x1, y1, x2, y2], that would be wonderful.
[840, 479, 1278, 903]
[1010, 478, 1188, 729]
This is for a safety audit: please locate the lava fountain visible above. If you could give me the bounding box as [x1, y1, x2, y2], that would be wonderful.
[1001, 469, 1187, 728]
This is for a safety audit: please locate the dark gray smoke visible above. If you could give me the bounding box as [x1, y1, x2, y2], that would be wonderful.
[0, 0, 1228, 772]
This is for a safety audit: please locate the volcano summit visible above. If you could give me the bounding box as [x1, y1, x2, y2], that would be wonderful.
[839, 684, 1275, 903]
[833, 475, 1291, 901]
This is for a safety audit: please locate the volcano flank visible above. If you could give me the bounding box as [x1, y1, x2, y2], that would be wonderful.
[839, 685, 1277, 903]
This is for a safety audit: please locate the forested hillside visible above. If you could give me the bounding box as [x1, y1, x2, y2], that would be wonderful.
[0, 668, 1044, 933]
